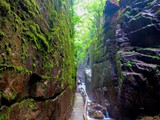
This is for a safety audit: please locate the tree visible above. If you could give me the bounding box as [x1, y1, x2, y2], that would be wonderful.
[73, 0, 106, 65]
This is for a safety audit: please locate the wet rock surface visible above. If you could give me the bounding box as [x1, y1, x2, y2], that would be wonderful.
[86, 0, 160, 119]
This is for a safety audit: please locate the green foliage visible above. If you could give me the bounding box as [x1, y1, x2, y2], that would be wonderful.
[73, 14, 80, 25]
[73, 0, 106, 64]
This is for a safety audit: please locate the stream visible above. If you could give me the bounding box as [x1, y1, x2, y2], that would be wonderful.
[69, 64, 112, 120]
[78, 82, 112, 120]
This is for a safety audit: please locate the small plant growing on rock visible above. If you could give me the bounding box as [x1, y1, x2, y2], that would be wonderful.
[126, 60, 132, 67]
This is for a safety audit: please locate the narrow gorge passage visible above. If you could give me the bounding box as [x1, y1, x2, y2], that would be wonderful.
[69, 82, 111, 120]
[0, 0, 160, 120]
[69, 64, 112, 120]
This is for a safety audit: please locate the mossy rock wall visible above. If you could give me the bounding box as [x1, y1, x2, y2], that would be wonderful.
[0, 0, 75, 119]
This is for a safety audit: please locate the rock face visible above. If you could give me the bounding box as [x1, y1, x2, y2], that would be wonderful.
[0, 0, 75, 119]
[86, 0, 160, 119]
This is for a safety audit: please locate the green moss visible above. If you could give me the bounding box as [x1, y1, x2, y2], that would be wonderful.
[53, 10, 58, 17]
[29, 22, 40, 32]
[0, 0, 76, 94]
[7, 108, 11, 120]
[18, 99, 37, 111]
[126, 60, 132, 67]
[19, 100, 25, 109]
[24, 31, 41, 50]
[0, 112, 4, 120]
[14, 66, 32, 74]
[0, 64, 32, 75]
[1, 18, 7, 28]
[32, 63, 36, 68]
[21, 44, 27, 63]
[5, 43, 11, 55]
[0, 0, 11, 16]
[0, 30, 4, 40]
[37, 34, 49, 52]
[22, 20, 50, 52]
[41, 75, 52, 80]
[0, 106, 12, 120]
[28, 99, 37, 111]
[48, 61, 53, 69]
[22, 0, 40, 18]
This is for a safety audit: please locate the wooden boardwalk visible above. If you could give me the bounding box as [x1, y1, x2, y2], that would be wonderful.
[69, 92, 84, 120]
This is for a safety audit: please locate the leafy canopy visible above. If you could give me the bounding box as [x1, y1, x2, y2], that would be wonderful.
[73, 0, 106, 64]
